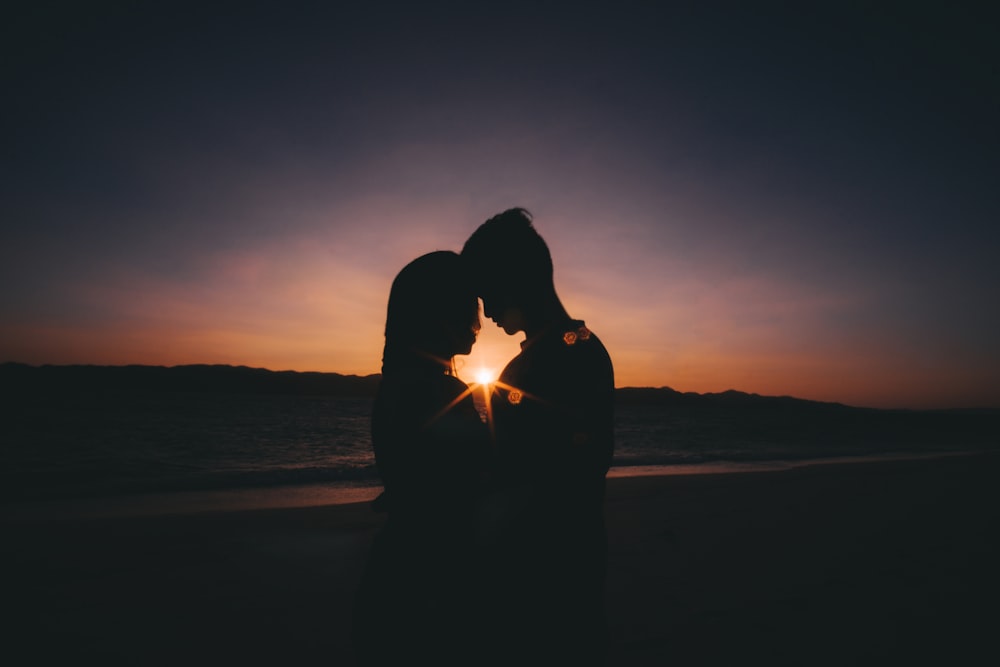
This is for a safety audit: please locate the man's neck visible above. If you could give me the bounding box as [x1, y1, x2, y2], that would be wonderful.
[522, 299, 572, 339]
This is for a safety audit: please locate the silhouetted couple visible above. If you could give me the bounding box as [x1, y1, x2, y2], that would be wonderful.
[352, 208, 615, 666]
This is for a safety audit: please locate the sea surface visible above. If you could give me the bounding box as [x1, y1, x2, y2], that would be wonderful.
[2, 391, 995, 517]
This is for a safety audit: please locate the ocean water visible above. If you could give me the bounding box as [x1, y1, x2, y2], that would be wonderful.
[1, 391, 995, 514]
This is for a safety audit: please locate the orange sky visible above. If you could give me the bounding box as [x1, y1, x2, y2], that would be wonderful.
[2, 204, 997, 411]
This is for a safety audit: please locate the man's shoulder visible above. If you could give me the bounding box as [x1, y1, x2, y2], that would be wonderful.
[552, 322, 613, 369]
[515, 321, 614, 393]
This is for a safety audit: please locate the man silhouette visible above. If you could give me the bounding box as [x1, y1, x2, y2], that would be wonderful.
[462, 208, 615, 666]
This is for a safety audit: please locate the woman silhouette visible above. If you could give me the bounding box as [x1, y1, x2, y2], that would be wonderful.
[352, 251, 490, 666]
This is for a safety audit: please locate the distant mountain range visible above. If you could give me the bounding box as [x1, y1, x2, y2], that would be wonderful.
[3, 363, 997, 453]
[0, 362, 382, 398]
[613, 386, 855, 411]
[0, 363, 993, 416]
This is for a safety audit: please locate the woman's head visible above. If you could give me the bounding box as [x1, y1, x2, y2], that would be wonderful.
[382, 250, 480, 374]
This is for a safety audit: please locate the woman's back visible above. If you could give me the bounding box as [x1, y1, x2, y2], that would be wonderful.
[354, 370, 489, 666]
[372, 370, 489, 530]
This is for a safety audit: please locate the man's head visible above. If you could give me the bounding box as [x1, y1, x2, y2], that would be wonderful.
[461, 207, 555, 335]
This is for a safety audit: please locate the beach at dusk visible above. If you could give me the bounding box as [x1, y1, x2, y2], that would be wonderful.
[3, 362, 997, 664]
[6, 452, 998, 666]
[3, 2, 999, 664]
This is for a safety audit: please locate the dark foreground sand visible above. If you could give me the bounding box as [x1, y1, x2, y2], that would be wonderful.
[4, 452, 999, 666]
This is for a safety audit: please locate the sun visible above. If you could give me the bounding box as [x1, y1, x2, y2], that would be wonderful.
[474, 368, 497, 385]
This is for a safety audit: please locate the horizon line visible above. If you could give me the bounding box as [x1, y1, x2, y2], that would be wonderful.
[3, 360, 997, 412]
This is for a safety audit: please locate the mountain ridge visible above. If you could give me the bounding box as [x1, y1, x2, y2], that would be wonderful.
[0, 362, 381, 398]
[1, 362, 979, 413]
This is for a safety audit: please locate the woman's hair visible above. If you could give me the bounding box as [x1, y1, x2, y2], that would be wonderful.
[381, 250, 479, 375]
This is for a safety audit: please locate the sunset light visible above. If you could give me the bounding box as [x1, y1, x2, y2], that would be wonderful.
[2, 2, 997, 411]
[474, 368, 497, 385]
[4, 5, 999, 663]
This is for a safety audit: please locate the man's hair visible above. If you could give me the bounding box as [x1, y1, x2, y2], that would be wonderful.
[461, 208, 554, 289]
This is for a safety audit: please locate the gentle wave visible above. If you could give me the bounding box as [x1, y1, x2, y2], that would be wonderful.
[2, 395, 995, 503]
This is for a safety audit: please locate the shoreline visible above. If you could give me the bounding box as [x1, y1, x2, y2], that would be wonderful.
[4, 450, 999, 665]
[2, 448, 990, 522]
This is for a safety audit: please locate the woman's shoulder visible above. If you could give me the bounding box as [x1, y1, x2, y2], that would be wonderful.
[439, 373, 472, 396]
[376, 372, 472, 419]
[378, 370, 464, 393]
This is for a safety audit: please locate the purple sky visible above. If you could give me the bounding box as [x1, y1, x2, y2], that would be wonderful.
[2, 1, 998, 408]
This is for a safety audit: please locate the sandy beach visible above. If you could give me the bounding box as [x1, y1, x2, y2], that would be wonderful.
[5, 452, 998, 666]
